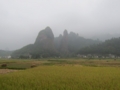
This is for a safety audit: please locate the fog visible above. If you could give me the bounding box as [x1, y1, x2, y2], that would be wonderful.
[0, 0, 120, 50]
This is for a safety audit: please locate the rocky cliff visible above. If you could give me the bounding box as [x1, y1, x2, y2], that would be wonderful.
[12, 26, 101, 58]
[34, 26, 55, 51]
[60, 30, 69, 55]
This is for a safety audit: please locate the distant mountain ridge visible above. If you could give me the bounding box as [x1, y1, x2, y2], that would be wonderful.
[0, 50, 12, 56]
[12, 27, 101, 58]
[90, 33, 120, 41]
[78, 37, 120, 56]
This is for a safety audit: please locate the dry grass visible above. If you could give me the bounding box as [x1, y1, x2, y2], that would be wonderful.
[0, 59, 120, 89]
[0, 69, 17, 74]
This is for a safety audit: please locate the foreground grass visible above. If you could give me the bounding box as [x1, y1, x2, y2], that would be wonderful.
[0, 65, 120, 90]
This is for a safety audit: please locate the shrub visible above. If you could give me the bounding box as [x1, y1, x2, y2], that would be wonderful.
[31, 64, 37, 68]
[1, 64, 7, 68]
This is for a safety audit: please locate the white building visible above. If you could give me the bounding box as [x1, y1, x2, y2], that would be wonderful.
[7, 55, 11, 59]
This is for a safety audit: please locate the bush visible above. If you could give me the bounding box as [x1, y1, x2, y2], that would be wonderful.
[1, 64, 7, 68]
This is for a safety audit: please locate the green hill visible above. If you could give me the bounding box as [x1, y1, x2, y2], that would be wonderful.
[78, 37, 120, 56]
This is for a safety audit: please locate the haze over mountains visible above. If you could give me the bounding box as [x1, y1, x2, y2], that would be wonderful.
[90, 33, 120, 41]
[1, 0, 120, 50]
[12, 27, 101, 58]
[0, 50, 12, 57]
[78, 37, 120, 56]
[1, 26, 120, 58]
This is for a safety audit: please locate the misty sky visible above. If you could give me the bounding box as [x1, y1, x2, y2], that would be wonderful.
[0, 0, 120, 50]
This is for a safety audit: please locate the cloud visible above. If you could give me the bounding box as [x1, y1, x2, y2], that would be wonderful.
[0, 0, 120, 50]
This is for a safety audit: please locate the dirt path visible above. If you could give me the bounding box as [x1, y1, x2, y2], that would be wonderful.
[0, 69, 17, 74]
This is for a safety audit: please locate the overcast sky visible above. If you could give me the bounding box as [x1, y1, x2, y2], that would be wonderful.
[0, 0, 120, 50]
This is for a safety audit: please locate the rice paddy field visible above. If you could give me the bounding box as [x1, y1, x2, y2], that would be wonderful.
[0, 58, 120, 90]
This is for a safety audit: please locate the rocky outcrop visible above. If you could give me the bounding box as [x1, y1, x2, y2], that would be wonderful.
[34, 26, 55, 50]
[60, 30, 69, 55]
[12, 26, 102, 58]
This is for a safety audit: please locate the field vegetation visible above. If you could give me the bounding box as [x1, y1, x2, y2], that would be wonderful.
[0, 58, 120, 90]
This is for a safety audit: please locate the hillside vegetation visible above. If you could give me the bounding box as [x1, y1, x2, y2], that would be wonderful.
[78, 37, 120, 56]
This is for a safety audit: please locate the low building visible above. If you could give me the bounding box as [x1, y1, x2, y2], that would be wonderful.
[7, 55, 11, 59]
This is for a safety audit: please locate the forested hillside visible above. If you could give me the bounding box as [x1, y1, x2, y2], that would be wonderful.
[78, 37, 120, 56]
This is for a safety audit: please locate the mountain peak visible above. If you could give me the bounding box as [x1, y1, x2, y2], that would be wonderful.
[34, 27, 55, 51]
[63, 30, 68, 36]
[45, 26, 51, 30]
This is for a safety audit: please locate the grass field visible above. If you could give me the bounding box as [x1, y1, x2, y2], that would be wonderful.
[0, 59, 120, 90]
